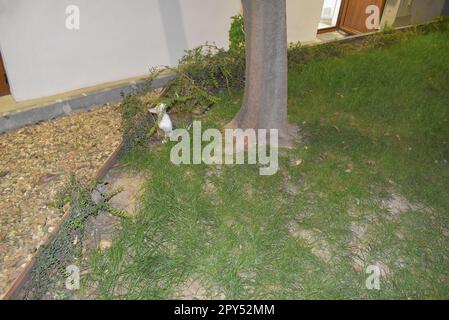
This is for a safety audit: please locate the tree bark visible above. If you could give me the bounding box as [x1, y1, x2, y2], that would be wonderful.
[226, 0, 297, 147]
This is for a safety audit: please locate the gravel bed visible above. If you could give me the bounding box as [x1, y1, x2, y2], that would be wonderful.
[0, 104, 122, 297]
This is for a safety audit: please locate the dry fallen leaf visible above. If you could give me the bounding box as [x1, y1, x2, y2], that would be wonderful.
[345, 163, 354, 173]
[38, 173, 61, 186]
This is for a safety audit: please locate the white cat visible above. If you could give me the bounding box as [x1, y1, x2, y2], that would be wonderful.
[148, 103, 173, 143]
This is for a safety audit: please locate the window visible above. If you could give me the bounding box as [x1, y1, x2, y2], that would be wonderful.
[319, 0, 343, 30]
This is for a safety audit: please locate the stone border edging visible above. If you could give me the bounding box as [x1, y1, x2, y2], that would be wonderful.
[0, 73, 175, 134]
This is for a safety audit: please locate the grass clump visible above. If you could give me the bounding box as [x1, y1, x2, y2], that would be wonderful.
[87, 29, 449, 299]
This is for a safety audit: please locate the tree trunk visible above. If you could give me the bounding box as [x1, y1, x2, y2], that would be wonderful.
[226, 0, 297, 147]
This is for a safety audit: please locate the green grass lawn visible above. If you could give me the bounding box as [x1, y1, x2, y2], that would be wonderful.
[86, 30, 449, 299]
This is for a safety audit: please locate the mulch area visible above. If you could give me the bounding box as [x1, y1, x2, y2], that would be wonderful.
[0, 104, 122, 297]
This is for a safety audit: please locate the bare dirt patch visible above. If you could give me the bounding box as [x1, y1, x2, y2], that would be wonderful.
[380, 191, 432, 221]
[287, 222, 332, 263]
[202, 166, 223, 205]
[349, 222, 392, 277]
[348, 191, 423, 274]
[106, 169, 146, 216]
[349, 222, 370, 272]
[173, 277, 225, 300]
[84, 167, 146, 252]
[282, 173, 300, 196]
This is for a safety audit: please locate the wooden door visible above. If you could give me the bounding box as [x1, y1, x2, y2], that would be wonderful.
[0, 51, 10, 97]
[340, 0, 386, 34]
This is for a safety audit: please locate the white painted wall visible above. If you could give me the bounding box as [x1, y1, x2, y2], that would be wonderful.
[288, 0, 324, 43]
[0, 0, 322, 101]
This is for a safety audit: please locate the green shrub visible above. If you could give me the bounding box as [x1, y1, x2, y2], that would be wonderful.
[365, 17, 449, 49]
[120, 44, 245, 152]
[416, 16, 449, 33]
[288, 41, 348, 70]
[229, 14, 245, 53]
[151, 44, 245, 115]
[120, 16, 449, 153]
[365, 25, 410, 48]
[121, 94, 155, 152]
